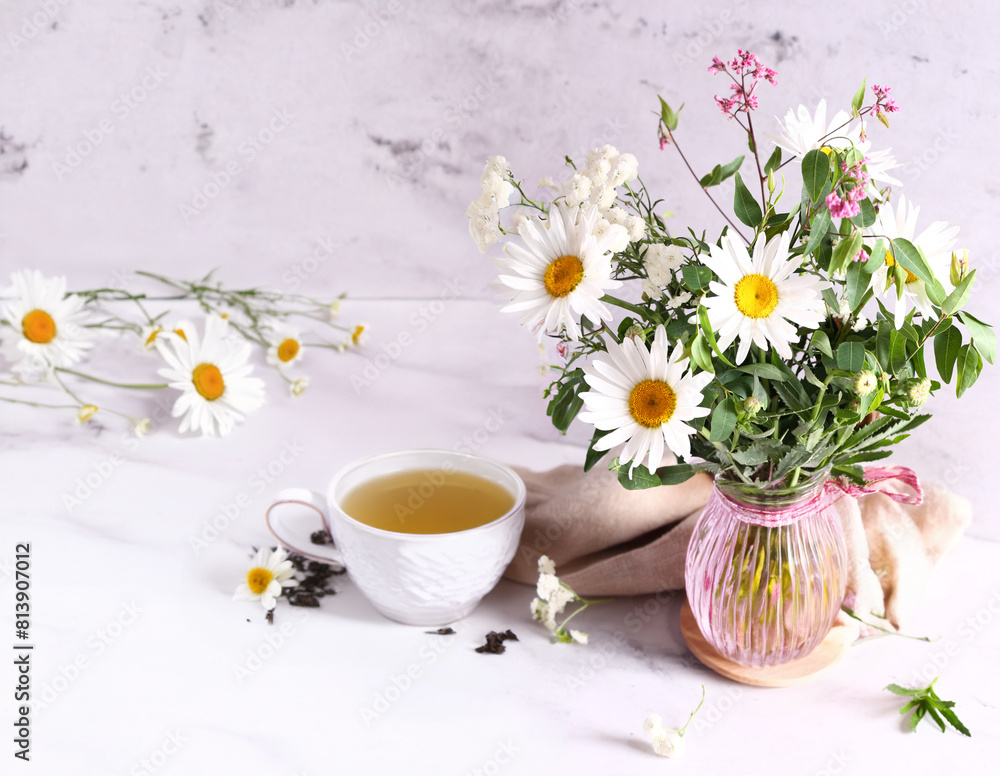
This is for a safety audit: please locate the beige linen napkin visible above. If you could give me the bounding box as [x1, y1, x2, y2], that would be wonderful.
[504, 464, 971, 631]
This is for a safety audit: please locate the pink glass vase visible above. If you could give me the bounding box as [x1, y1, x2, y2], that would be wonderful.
[684, 472, 848, 667]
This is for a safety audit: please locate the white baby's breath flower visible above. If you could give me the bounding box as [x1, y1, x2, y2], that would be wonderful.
[467, 196, 501, 253]
[537, 555, 556, 575]
[327, 298, 342, 319]
[563, 173, 593, 208]
[537, 572, 562, 601]
[643, 714, 663, 736]
[644, 244, 685, 285]
[642, 279, 663, 299]
[666, 290, 692, 310]
[652, 730, 686, 759]
[569, 629, 589, 645]
[290, 377, 309, 397]
[592, 219, 630, 254]
[530, 597, 557, 631]
[625, 215, 647, 242]
[233, 546, 298, 610]
[133, 417, 151, 437]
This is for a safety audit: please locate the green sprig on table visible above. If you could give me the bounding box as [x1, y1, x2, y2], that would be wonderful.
[885, 679, 970, 736]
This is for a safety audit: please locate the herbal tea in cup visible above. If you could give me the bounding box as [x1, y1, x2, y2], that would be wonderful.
[265, 450, 526, 626]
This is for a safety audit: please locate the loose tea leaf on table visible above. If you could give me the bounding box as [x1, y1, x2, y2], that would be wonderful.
[476, 630, 519, 654]
[886, 680, 971, 736]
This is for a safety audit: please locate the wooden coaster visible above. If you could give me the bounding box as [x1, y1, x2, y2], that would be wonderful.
[680, 600, 851, 687]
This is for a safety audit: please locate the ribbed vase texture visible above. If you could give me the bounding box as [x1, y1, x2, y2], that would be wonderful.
[685, 478, 848, 667]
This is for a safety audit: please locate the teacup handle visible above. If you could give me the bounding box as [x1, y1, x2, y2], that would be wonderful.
[265, 487, 345, 567]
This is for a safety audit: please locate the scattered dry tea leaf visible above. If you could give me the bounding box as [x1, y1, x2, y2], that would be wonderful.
[476, 630, 519, 654]
[426, 627, 456, 635]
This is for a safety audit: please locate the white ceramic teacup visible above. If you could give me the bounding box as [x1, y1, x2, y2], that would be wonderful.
[265, 449, 526, 626]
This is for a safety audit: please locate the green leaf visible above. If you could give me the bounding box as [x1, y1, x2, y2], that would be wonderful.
[850, 198, 876, 229]
[830, 232, 863, 276]
[941, 270, 976, 316]
[614, 460, 661, 490]
[958, 311, 996, 364]
[925, 279, 948, 307]
[682, 264, 714, 292]
[773, 448, 812, 482]
[801, 149, 830, 202]
[764, 146, 782, 174]
[804, 206, 832, 256]
[940, 707, 972, 737]
[836, 341, 866, 372]
[851, 77, 867, 116]
[658, 97, 682, 132]
[698, 306, 734, 366]
[956, 344, 983, 398]
[889, 330, 909, 373]
[925, 706, 947, 733]
[810, 330, 833, 358]
[733, 173, 763, 228]
[657, 464, 696, 485]
[735, 362, 788, 382]
[889, 238, 935, 287]
[583, 428, 611, 472]
[709, 399, 738, 442]
[700, 155, 745, 188]
[846, 259, 869, 311]
[864, 238, 887, 275]
[886, 683, 921, 697]
[690, 332, 715, 374]
[934, 327, 962, 382]
[547, 369, 585, 433]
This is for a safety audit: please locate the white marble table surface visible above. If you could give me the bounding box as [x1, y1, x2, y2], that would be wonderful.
[1, 0, 999, 773]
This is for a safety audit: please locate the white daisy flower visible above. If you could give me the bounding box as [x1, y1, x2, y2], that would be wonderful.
[869, 195, 958, 328]
[265, 322, 305, 368]
[0, 270, 93, 378]
[861, 146, 902, 200]
[140, 322, 194, 352]
[579, 324, 713, 473]
[156, 315, 266, 437]
[592, 217, 631, 254]
[350, 323, 368, 347]
[769, 99, 858, 158]
[701, 231, 828, 364]
[233, 546, 298, 610]
[494, 204, 623, 340]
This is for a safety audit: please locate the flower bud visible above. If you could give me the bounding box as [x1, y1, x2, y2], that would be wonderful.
[848, 398, 862, 413]
[950, 249, 969, 286]
[625, 324, 646, 342]
[853, 370, 877, 397]
[744, 396, 762, 417]
[907, 378, 931, 406]
[76, 404, 99, 424]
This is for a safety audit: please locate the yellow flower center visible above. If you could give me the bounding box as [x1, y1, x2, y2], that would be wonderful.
[277, 338, 300, 362]
[734, 274, 779, 319]
[22, 309, 57, 344]
[192, 363, 225, 401]
[628, 379, 677, 428]
[351, 325, 365, 345]
[246, 567, 274, 595]
[543, 255, 585, 298]
[884, 252, 918, 284]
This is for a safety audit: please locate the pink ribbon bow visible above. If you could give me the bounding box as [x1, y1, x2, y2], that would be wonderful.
[825, 465, 924, 506]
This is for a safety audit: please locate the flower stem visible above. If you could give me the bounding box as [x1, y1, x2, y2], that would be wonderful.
[600, 294, 649, 319]
[55, 368, 168, 390]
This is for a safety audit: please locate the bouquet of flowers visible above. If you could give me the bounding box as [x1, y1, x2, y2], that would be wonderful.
[468, 49, 993, 491]
[0, 269, 364, 436]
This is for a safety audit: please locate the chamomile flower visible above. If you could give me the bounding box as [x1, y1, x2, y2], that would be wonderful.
[140, 322, 192, 352]
[494, 204, 623, 340]
[0, 270, 93, 378]
[701, 231, 827, 364]
[265, 322, 305, 368]
[233, 546, 298, 610]
[290, 377, 309, 397]
[869, 195, 959, 328]
[156, 315, 266, 437]
[579, 324, 713, 473]
[769, 99, 858, 158]
[76, 404, 99, 424]
[350, 323, 368, 347]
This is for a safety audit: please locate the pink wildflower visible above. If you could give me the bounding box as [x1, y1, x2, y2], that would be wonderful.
[708, 56, 726, 74]
[826, 192, 861, 219]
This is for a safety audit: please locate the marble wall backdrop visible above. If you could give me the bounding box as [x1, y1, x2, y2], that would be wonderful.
[2, 0, 998, 533]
